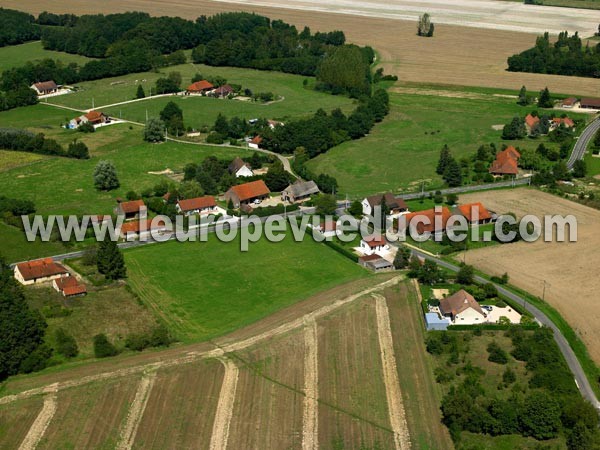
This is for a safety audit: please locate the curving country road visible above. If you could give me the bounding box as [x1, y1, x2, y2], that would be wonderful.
[407, 246, 600, 410]
[568, 116, 600, 170]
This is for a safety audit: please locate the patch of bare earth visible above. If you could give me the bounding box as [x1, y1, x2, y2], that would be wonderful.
[209, 358, 239, 450]
[17, 388, 57, 450]
[0, 397, 44, 450]
[302, 320, 319, 450]
[116, 372, 156, 450]
[372, 294, 411, 450]
[317, 298, 395, 449]
[4, 1, 599, 96]
[459, 188, 600, 364]
[132, 360, 224, 449]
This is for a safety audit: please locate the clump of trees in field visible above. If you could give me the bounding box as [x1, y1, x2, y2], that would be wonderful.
[97, 239, 126, 280]
[93, 160, 120, 191]
[508, 31, 600, 78]
[0, 128, 89, 159]
[428, 327, 600, 448]
[436, 145, 463, 187]
[417, 13, 435, 37]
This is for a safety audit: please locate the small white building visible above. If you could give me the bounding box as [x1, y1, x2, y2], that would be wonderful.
[315, 220, 339, 238]
[359, 235, 389, 256]
[228, 157, 254, 178]
[362, 192, 408, 217]
[30, 81, 58, 96]
[14, 258, 69, 286]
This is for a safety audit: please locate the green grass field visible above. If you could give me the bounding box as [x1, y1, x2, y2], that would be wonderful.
[307, 92, 587, 198]
[125, 236, 369, 341]
[0, 222, 69, 263]
[47, 63, 355, 121]
[0, 41, 93, 73]
[0, 122, 244, 215]
[0, 150, 47, 172]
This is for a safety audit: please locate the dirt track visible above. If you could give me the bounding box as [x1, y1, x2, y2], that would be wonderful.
[116, 373, 156, 450]
[458, 188, 600, 364]
[209, 359, 238, 450]
[6, 0, 600, 95]
[18, 388, 57, 450]
[302, 320, 319, 450]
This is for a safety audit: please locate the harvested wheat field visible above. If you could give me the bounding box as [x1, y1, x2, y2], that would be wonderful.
[6, 0, 600, 96]
[458, 188, 600, 364]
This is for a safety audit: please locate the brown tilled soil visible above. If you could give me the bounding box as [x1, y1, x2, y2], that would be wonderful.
[317, 298, 395, 450]
[37, 376, 140, 450]
[131, 360, 224, 450]
[458, 188, 600, 364]
[387, 283, 453, 449]
[0, 397, 43, 449]
[5, 0, 600, 96]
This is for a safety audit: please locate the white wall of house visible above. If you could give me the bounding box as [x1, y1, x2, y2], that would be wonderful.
[360, 240, 388, 256]
[454, 308, 486, 324]
[248, 142, 259, 150]
[235, 165, 254, 178]
[14, 267, 67, 286]
[361, 199, 372, 216]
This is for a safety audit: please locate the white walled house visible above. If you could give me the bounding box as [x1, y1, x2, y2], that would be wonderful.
[439, 289, 487, 324]
[176, 196, 220, 216]
[14, 258, 69, 286]
[228, 157, 254, 178]
[359, 236, 389, 256]
[362, 193, 408, 217]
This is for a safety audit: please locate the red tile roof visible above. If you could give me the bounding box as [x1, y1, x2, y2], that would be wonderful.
[552, 117, 575, 128]
[321, 220, 337, 232]
[490, 146, 520, 175]
[562, 97, 577, 106]
[54, 276, 78, 291]
[250, 135, 263, 145]
[214, 84, 233, 96]
[187, 80, 214, 92]
[85, 110, 105, 123]
[228, 180, 270, 202]
[359, 254, 382, 262]
[581, 97, 600, 108]
[33, 81, 57, 92]
[177, 196, 217, 212]
[362, 235, 387, 248]
[401, 207, 452, 234]
[525, 114, 539, 129]
[17, 258, 68, 281]
[63, 283, 87, 296]
[456, 202, 492, 223]
[120, 218, 169, 234]
[498, 146, 521, 161]
[440, 289, 485, 317]
[118, 199, 145, 214]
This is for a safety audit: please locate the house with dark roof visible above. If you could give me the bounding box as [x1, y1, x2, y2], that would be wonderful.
[489, 146, 520, 176]
[281, 180, 320, 203]
[210, 84, 234, 98]
[30, 80, 58, 96]
[361, 192, 408, 217]
[187, 80, 214, 94]
[115, 199, 146, 220]
[176, 196, 219, 216]
[14, 258, 69, 285]
[581, 98, 600, 110]
[69, 110, 109, 129]
[561, 97, 578, 108]
[53, 275, 87, 297]
[224, 180, 271, 208]
[439, 289, 487, 323]
[358, 254, 393, 272]
[228, 157, 254, 178]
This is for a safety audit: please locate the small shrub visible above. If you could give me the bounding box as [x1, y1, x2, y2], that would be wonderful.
[54, 328, 79, 358]
[487, 341, 509, 364]
[93, 333, 118, 358]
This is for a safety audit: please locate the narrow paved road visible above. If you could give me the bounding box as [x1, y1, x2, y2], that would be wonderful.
[399, 178, 530, 200]
[407, 246, 600, 410]
[568, 116, 600, 169]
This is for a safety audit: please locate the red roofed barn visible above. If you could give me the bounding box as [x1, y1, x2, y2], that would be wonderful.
[224, 180, 271, 208]
[489, 146, 520, 176]
[176, 196, 218, 215]
[53, 275, 87, 297]
[14, 258, 69, 285]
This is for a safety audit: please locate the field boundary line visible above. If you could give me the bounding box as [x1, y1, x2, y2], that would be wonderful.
[302, 320, 319, 450]
[116, 371, 157, 450]
[373, 294, 411, 450]
[209, 358, 239, 450]
[0, 276, 403, 406]
[18, 383, 58, 450]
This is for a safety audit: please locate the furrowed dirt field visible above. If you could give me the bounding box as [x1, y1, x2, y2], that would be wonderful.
[0, 276, 451, 450]
[6, 0, 600, 96]
[458, 188, 600, 364]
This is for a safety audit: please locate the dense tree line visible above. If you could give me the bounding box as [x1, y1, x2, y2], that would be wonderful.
[262, 88, 389, 157]
[0, 256, 50, 380]
[0, 128, 89, 159]
[0, 8, 40, 47]
[315, 45, 373, 96]
[508, 31, 600, 78]
[430, 327, 600, 448]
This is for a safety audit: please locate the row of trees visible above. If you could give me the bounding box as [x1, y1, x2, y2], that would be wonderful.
[0, 128, 89, 159]
[436, 145, 463, 187]
[262, 89, 390, 157]
[0, 8, 39, 47]
[508, 32, 600, 78]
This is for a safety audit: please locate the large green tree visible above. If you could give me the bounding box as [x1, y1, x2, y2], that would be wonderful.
[93, 160, 120, 191]
[97, 239, 127, 280]
[316, 44, 371, 96]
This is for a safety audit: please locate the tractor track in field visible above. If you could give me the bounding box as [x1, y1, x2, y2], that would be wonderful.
[116, 372, 157, 450]
[301, 320, 319, 450]
[373, 294, 411, 450]
[18, 384, 58, 450]
[209, 358, 239, 450]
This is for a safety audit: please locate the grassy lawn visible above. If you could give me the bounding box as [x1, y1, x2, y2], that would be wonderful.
[0, 150, 47, 172]
[585, 152, 600, 176]
[0, 222, 69, 263]
[47, 63, 355, 120]
[125, 235, 369, 342]
[25, 284, 158, 359]
[0, 41, 93, 73]
[307, 91, 587, 198]
[0, 123, 244, 215]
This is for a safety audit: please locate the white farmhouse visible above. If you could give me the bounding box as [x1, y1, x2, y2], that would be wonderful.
[439, 289, 487, 324]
